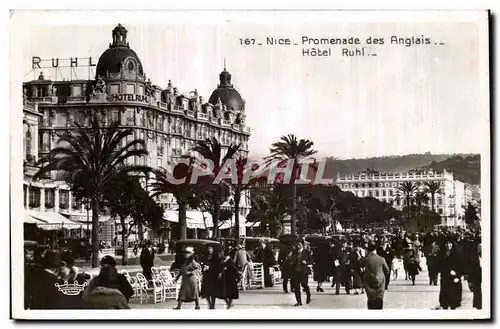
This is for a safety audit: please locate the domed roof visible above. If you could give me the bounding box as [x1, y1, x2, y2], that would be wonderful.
[95, 24, 144, 78]
[208, 67, 244, 112]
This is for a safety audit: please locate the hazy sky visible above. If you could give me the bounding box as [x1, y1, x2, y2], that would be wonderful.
[14, 10, 489, 159]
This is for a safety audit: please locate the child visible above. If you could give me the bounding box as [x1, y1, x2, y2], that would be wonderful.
[392, 256, 402, 281]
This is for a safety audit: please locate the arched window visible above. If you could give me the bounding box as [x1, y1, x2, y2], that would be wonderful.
[25, 127, 32, 159]
[224, 112, 230, 121]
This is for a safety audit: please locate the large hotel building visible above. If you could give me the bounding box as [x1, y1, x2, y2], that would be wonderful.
[22, 24, 252, 242]
[336, 169, 473, 227]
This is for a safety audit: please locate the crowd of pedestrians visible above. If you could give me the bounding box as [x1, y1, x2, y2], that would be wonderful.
[24, 228, 482, 311]
[277, 229, 483, 310]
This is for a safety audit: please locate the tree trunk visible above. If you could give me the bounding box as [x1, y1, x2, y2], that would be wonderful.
[234, 190, 241, 243]
[178, 200, 187, 240]
[121, 217, 128, 266]
[291, 184, 297, 235]
[91, 198, 100, 268]
[431, 192, 435, 212]
[138, 223, 144, 242]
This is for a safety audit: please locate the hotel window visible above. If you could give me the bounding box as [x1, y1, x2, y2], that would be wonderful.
[29, 187, 40, 208]
[351, 184, 355, 188]
[126, 84, 135, 94]
[45, 189, 55, 209]
[139, 85, 144, 95]
[110, 84, 120, 94]
[368, 191, 373, 197]
[25, 128, 32, 158]
[111, 110, 120, 123]
[438, 198, 443, 205]
[382, 190, 386, 197]
[59, 190, 69, 209]
[396, 200, 400, 206]
[389, 190, 393, 196]
[361, 191, 365, 197]
[72, 85, 82, 97]
[375, 190, 379, 197]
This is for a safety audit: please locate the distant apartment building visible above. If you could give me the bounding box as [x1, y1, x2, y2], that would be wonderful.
[336, 169, 473, 227]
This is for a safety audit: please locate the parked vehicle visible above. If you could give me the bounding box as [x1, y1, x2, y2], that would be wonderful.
[57, 238, 91, 259]
[170, 239, 222, 271]
[243, 237, 279, 262]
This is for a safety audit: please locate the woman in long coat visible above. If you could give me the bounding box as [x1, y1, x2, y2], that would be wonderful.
[219, 250, 240, 309]
[200, 245, 222, 309]
[173, 247, 201, 310]
[312, 242, 330, 292]
[438, 241, 463, 309]
[349, 243, 364, 294]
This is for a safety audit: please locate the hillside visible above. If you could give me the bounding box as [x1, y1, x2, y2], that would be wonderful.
[321, 153, 480, 185]
[423, 154, 481, 185]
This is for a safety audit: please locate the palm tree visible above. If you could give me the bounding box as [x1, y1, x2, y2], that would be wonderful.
[265, 134, 317, 235]
[397, 181, 417, 221]
[191, 137, 240, 238]
[225, 156, 262, 242]
[414, 191, 430, 231]
[424, 181, 442, 212]
[34, 116, 149, 267]
[149, 156, 197, 240]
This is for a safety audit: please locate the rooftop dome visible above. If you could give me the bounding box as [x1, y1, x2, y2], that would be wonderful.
[95, 24, 144, 78]
[208, 66, 244, 112]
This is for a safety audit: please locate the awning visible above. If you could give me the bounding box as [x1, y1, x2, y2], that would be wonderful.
[24, 211, 47, 224]
[245, 221, 260, 228]
[28, 210, 82, 230]
[164, 210, 213, 229]
[219, 214, 247, 230]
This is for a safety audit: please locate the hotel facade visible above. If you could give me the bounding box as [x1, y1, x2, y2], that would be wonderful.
[22, 24, 252, 243]
[336, 169, 473, 227]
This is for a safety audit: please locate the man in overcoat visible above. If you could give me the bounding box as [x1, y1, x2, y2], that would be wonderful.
[362, 242, 390, 309]
[140, 241, 156, 281]
[291, 242, 311, 306]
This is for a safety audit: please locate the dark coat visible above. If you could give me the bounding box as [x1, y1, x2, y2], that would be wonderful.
[377, 246, 394, 270]
[292, 249, 312, 275]
[219, 258, 239, 300]
[200, 253, 222, 299]
[140, 247, 155, 267]
[26, 265, 86, 309]
[83, 286, 129, 309]
[263, 245, 276, 266]
[362, 253, 390, 300]
[313, 244, 330, 282]
[438, 248, 463, 309]
[84, 273, 134, 302]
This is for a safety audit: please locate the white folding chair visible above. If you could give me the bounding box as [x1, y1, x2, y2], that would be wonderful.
[159, 271, 177, 301]
[248, 262, 265, 289]
[136, 273, 162, 304]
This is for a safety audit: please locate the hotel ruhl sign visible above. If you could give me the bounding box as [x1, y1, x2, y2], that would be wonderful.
[111, 94, 150, 103]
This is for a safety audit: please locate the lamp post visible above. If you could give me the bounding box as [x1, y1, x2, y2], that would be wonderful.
[85, 198, 90, 242]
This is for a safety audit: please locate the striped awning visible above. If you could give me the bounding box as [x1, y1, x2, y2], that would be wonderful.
[28, 210, 82, 230]
[164, 210, 213, 229]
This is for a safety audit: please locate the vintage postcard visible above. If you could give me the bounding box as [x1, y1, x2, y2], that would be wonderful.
[10, 10, 490, 320]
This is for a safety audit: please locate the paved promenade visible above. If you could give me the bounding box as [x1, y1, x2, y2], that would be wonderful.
[129, 268, 474, 310]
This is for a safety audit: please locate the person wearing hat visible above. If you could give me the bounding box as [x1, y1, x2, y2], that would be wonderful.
[173, 246, 201, 310]
[233, 243, 253, 285]
[83, 256, 133, 303]
[376, 239, 394, 290]
[140, 241, 156, 282]
[361, 242, 390, 309]
[82, 256, 131, 309]
[26, 250, 86, 309]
